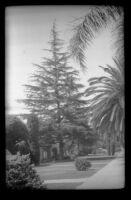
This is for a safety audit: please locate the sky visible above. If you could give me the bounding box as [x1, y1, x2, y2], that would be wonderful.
[5, 6, 116, 115]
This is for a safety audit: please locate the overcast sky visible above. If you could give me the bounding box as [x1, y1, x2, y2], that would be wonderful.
[6, 6, 116, 115]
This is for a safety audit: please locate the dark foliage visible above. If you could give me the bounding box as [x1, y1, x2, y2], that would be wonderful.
[27, 114, 40, 166]
[6, 115, 30, 155]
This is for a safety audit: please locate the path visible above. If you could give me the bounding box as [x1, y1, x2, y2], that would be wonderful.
[77, 153, 125, 189]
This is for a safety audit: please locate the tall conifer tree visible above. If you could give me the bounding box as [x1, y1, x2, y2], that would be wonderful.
[19, 22, 87, 159]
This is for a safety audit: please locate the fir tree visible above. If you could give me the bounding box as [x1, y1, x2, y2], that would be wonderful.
[18, 22, 87, 160]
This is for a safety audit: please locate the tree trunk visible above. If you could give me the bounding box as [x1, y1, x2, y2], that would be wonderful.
[77, 137, 80, 155]
[111, 133, 116, 155]
[107, 144, 111, 155]
[59, 140, 64, 160]
[47, 147, 51, 160]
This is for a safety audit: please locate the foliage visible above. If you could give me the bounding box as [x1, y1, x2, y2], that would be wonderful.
[6, 115, 30, 155]
[27, 114, 40, 165]
[69, 6, 124, 69]
[75, 158, 92, 171]
[6, 153, 46, 190]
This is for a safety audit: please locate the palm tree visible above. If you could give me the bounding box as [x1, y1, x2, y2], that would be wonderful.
[84, 59, 124, 154]
[69, 6, 124, 153]
[69, 6, 124, 68]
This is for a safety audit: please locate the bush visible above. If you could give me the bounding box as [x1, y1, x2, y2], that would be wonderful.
[75, 158, 92, 171]
[6, 153, 46, 190]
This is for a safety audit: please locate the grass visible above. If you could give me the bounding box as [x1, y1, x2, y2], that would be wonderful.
[46, 182, 82, 190]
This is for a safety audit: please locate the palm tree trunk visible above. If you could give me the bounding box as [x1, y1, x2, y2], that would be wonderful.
[107, 133, 111, 155]
[111, 133, 116, 155]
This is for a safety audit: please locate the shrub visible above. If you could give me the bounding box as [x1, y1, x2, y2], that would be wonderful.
[75, 158, 92, 171]
[6, 153, 46, 190]
[63, 155, 71, 161]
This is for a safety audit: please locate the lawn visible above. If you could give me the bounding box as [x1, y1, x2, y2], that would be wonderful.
[46, 182, 83, 189]
[35, 158, 113, 189]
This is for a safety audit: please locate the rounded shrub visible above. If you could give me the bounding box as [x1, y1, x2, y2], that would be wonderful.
[6, 153, 46, 190]
[6, 115, 30, 155]
[75, 158, 92, 171]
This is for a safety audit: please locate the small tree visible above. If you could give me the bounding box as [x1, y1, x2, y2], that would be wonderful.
[27, 114, 40, 166]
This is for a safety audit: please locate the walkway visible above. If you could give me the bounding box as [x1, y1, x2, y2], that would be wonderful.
[77, 153, 125, 189]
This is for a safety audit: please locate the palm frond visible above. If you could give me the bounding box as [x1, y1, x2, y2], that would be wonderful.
[69, 6, 123, 69]
[84, 62, 124, 141]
